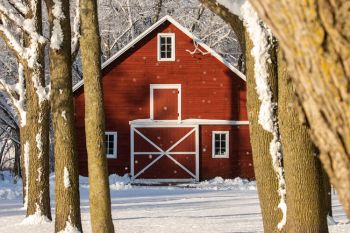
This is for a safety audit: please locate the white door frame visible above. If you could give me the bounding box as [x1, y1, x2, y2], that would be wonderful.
[130, 123, 199, 183]
[150, 84, 181, 121]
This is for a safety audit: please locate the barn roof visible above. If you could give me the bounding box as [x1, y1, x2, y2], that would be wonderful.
[73, 15, 246, 92]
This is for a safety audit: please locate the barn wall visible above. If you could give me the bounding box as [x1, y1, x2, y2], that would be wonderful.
[74, 21, 253, 180]
[199, 125, 254, 180]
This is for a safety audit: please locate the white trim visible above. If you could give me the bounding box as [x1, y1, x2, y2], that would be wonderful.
[130, 119, 249, 126]
[195, 125, 199, 181]
[130, 124, 199, 181]
[130, 125, 135, 176]
[133, 179, 195, 184]
[72, 15, 245, 92]
[212, 131, 229, 158]
[105, 131, 117, 159]
[157, 33, 176, 61]
[150, 84, 181, 121]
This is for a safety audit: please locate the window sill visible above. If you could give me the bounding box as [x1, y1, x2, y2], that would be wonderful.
[212, 155, 230, 159]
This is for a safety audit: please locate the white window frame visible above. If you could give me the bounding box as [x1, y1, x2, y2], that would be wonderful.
[157, 33, 176, 61]
[105, 131, 117, 159]
[150, 84, 181, 121]
[212, 131, 229, 158]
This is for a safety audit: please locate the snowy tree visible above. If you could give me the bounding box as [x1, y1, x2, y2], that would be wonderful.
[203, 0, 330, 231]
[44, 0, 82, 231]
[0, 0, 52, 221]
[248, 0, 350, 220]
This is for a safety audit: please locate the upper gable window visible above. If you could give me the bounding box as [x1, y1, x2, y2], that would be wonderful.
[157, 33, 175, 61]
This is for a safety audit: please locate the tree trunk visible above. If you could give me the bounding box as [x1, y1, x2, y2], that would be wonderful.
[24, 0, 51, 219]
[201, 2, 284, 231]
[80, 0, 115, 232]
[246, 31, 284, 233]
[20, 125, 27, 205]
[45, 0, 82, 231]
[152, 0, 163, 24]
[277, 47, 328, 233]
[248, 0, 350, 218]
[323, 169, 332, 218]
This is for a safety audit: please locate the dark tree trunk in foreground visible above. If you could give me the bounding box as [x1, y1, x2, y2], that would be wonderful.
[277, 48, 328, 233]
[249, 0, 350, 218]
[45, 0, 82, 231]
[80, 0, 115, 232]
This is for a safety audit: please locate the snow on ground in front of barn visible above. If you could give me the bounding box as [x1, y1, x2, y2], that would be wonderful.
[0, 172, 349, 233]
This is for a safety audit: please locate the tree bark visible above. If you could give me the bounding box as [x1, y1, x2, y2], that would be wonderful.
[277, 47, 328, 233]
[152, 0, 163, 24]
[323, 169, 332, 218]
[80, 0, 115, 232]
[246, 32, 284, 233]
[201, 2, 283, 231]
[19, 125, 27, 205]
[45, 0, 82, 231]
[248, 0, 350, 218]
[24, 0, 51, 219]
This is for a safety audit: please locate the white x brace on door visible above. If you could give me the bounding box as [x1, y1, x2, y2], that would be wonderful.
[130, 124, 199, 182]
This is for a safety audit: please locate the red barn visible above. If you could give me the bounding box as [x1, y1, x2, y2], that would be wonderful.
[73, 15, 254, 182]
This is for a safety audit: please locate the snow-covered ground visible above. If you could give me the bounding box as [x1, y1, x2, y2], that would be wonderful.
[0, 172, 349, 233]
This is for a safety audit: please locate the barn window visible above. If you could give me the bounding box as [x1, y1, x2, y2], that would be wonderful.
[157, 33, 175, 61]
[212, 131, 229, 158]
[105, 132, 117, 159]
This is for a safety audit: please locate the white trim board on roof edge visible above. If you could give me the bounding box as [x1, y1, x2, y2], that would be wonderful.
[73, 15, 246, 92]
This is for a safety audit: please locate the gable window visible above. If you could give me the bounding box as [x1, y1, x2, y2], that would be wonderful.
[105, 132, 117, 159]
[212, 131, 229, 158]
[157, 33, 175, 61]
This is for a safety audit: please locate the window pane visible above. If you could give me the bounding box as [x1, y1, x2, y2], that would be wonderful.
[161, 44, 166, 52]
[220, 146, 226, 154]
[166, 44, 172, 52]
[161, 52, 166, 58]
[220, 141, 226, 148]
[108, 148, 114, 155]
[215, 134, 220, 141]
[215, 141, 220, 149]
[221, 134, 226, 141]
[166, 37, 172, 44]
[166, 51, 172, 58]
[109, 141, 114, 149]
[215, 148, 220, 155]
[160, 37, 165, 44]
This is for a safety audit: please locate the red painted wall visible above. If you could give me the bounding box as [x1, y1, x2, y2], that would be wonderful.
[74, 20, 254, 180]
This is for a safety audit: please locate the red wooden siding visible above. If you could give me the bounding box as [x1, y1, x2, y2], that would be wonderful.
[74, 20, 254, 180]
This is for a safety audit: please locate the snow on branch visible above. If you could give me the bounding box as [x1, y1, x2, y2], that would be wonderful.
[8, 0, 29, 16]
[0, 24, 27, 61]
[241, 2, 287, 230]
[186, 39, 210, 55]
[50, 0, 65, 50]
[0, 64, 27, 127]
[0, 3, 46, 44]
[0, 78, 18, 99]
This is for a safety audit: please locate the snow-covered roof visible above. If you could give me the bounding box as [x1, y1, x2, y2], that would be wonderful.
[73, 15, 246, 92]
